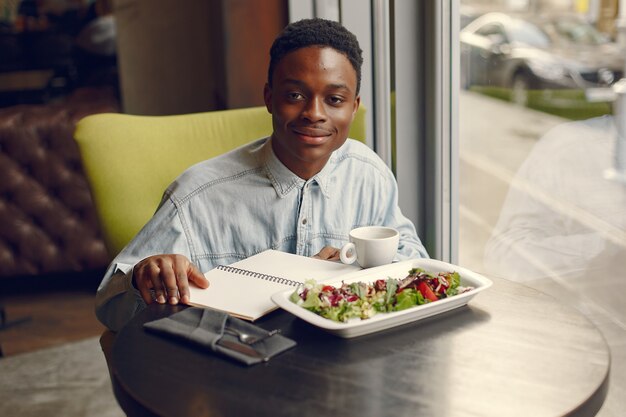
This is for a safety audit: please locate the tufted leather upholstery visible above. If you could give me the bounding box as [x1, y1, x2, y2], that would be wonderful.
[0, 87, 119, 277]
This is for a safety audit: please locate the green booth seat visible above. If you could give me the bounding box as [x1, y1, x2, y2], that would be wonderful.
[74, 105, 366, 258]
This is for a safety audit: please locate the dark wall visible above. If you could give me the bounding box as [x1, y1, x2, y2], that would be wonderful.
[113, 0, 288, 115]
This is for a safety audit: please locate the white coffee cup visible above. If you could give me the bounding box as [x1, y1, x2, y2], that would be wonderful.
[339, 226, 399, 268]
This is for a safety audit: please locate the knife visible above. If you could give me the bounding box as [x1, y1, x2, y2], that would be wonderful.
[217, 338, 267, 361]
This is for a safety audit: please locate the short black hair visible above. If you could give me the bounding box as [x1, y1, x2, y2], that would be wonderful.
[268, 18, 363, 94]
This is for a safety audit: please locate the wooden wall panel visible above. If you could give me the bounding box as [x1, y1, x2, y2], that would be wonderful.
[221, 0, 288, 108]
[113, 0, 287, 115]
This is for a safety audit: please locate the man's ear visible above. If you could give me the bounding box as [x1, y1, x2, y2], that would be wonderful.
[263, 83, 273, 114]
[351, 95, 361, 122]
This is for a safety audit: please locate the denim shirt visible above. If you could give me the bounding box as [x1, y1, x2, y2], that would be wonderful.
[95, 137, 428, 330]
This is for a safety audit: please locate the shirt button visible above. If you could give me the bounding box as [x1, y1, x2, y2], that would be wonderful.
[302, 218, 308, 225]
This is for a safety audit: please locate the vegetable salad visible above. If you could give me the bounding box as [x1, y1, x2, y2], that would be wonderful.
[289, 268, 473, 322]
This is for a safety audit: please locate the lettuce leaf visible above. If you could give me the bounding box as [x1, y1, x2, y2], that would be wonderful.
[394, 289, 417, 311]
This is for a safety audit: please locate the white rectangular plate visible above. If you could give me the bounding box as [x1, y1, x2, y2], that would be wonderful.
[271, 258, 493, 338]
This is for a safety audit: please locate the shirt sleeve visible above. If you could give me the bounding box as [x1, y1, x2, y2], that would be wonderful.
[95, 266, 144, 332]
[94, 198, 193, 331]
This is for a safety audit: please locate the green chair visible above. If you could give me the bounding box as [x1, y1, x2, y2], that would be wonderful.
[74, 105, 366, 258]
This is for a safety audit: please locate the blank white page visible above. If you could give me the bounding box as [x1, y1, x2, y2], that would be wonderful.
[188, 250, 359, 320]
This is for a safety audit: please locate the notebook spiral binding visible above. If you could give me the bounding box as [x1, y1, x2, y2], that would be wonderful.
[216, 265, 301, 287]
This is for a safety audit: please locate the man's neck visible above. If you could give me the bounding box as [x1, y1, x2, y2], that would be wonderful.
[269, 137, 331, 180]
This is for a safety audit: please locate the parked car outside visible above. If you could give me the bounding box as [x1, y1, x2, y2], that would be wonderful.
[460, 12, 624, 107]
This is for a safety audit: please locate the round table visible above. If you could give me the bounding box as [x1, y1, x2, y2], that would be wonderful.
[109, 276, 610, 417]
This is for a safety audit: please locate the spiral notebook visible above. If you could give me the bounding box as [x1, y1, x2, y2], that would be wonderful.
[188, 250, 360, 321]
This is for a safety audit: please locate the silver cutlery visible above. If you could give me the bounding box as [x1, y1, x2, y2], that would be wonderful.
[223, 327, 280, 345]
[216, 338, 267, 360]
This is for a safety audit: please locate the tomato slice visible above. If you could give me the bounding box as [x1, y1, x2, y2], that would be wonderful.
[321, 285, 335, 293]
[417, 281, 439, 302]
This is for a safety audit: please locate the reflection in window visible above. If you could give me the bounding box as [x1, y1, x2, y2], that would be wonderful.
[506, 18, 550, 47]
[458, 2, 625, 413]
[547, 15, 609, 45]
[483, 115, 625, 282]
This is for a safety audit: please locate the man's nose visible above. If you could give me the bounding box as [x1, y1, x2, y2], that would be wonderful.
[302, 97, 326, 122]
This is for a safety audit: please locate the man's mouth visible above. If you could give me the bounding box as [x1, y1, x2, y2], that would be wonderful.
[291, 127, 333, 145]
[292, 126, 332, 138]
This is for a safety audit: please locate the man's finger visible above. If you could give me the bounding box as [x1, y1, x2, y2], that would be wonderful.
[134, 267, 155, 304]
[184, 264, 209, 304]
[174, 261, 190, 305]
[314, 246, 341, 261]
[188, 263, 209, 287]
[146, 263, 167, 304]
[157, 262, 179, 305]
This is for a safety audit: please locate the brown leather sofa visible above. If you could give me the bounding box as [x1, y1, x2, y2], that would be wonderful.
[0, 87, 119, 280]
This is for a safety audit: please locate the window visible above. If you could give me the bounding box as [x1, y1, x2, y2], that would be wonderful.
[458, 2, 624, 414]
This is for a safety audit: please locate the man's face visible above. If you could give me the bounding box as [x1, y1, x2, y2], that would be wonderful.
[264, 46, 360, 179]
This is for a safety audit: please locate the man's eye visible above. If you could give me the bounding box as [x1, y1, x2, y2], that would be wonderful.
[328, 96, 345, 105]
[287, 92, 304, 100]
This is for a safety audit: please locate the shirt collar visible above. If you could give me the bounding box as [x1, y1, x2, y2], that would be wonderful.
[258, 138, 334, 199]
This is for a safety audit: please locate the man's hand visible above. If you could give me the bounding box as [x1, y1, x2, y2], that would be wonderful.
[313, 246, 341, 261]
[132, 254, 209, 305]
